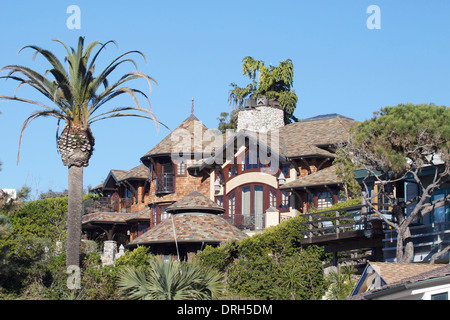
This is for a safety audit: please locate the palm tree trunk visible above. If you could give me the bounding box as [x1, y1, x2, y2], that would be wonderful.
[66, 165, 83, 267]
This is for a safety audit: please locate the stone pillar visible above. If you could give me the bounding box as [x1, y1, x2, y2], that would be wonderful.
[116, 244, 125, 260]
[265, 207, 280, 228]
[101, 240, 117, 266]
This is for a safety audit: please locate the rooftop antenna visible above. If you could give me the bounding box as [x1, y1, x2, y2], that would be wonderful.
[191, 97, 194, 115]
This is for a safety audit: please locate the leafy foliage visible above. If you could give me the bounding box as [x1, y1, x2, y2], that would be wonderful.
[196, 199, 362, 299]
[351, 103, 449, 174]
[225, 246, 325, 300]
[217, 110, 238, 133]
[81, 252, 121, 300]
[228, 56, 298, 124]
[333, 148, 362, 200]
[346, 103, 450, 262]
[114, 246, 152, 268]
[325, 264, 357, 300]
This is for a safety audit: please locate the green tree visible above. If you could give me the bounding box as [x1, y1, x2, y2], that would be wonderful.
[326, 264, 356, 300]
[0, 37, 163, 268]
[228, 56, 298, 124]
[217, 110, 238, 133]
[114, 246, 152, 268]
[0, 215, 12, 237]
[333, 148, 362, 200]
[344, 103, 450, 263]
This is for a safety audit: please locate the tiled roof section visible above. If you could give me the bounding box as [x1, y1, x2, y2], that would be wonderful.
[90, 183, 104, 192]
[280, 165, 341, 190]
[166, 191, 225, 214]
[125, 207, 151, 222]
[142, 114, 213, 158]
[277, 115, 357, 158]
[110, 169, 128, 182]
[378, 263, 450, 289]
[82, 212, 130, 224]
[368, 262, 444, 285]
[347, 262, 446, 300]
[129, 213, 247, 245]
[120, 164, 149, 181]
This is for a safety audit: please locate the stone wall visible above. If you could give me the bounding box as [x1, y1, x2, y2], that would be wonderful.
[237, 106, 284, 133]
[101, 240, 125, 265]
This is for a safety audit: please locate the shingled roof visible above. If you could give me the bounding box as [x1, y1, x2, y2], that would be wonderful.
[141, 114, 212, 160]
[129, 190, 246, 246]
[348, 262, 447, 300]
[280, 165, 341, 190]
[128, 213, 247, 246]
[166, 190, 225, 214]
[82, 206, 151, 225]
[278, 114, 357, 158]
[120, 164, 149, 181]
[82, 212, 130, 224]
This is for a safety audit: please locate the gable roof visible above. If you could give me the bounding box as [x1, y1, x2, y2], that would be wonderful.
[96, 164, 149, 192]
[278, 114, 357, 159]
[280, 165, 341, 190]
[103, 169, 128, 190]
[166, 190, 225, 214]
[82, 206, 151, 225]
[349, 262, 445, 300]
[191, 129, 289, 175]
[128, 213, 247, 246]
[141, 114, 212, 161]
[190, 114, 357, 175]
[362, 264, 450, 300]
[82, 212, 130, 224]
[120, 164, 149, 181]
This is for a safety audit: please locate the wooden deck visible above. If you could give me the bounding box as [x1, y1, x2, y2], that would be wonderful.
[297, 205, 385, 265]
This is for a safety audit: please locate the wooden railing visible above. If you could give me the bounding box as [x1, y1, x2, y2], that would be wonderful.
[83, 196, 134, 214]
[220, 213, 265, 231]
[83, 197, 119, 214]
[296, 205, 384, 239]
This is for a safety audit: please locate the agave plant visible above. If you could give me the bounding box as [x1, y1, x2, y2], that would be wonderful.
[117, 257, 225, 300]
[0, 36, 164, 267]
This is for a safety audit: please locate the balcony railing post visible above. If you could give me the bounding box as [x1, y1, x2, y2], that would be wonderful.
[336, 210, 340, 234]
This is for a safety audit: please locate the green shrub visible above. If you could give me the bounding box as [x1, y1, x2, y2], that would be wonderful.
[80, 252, 121, 300]
[114, 246, 152, 268]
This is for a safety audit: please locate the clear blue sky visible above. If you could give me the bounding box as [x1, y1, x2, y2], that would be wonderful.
[1, 1, 450, 197]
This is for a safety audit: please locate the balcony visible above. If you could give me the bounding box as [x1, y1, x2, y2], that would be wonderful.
[156, 173, 174, 195]
[221, 213, 266, 231]
[83, 196, 134, 214]
[83, 197, 119, 214]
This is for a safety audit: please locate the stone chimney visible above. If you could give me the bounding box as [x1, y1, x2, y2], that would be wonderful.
[237, 96, 284, 133]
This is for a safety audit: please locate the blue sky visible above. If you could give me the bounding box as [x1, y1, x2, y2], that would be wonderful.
[1, 1, 450, 197]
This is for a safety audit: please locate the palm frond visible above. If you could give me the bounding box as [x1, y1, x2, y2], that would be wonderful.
[117, 267, 152, 300]
[17, 109, 65, 163]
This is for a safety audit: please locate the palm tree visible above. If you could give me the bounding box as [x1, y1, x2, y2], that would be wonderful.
[0, 36, 163, 267]
[117, 257, 225, 300]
